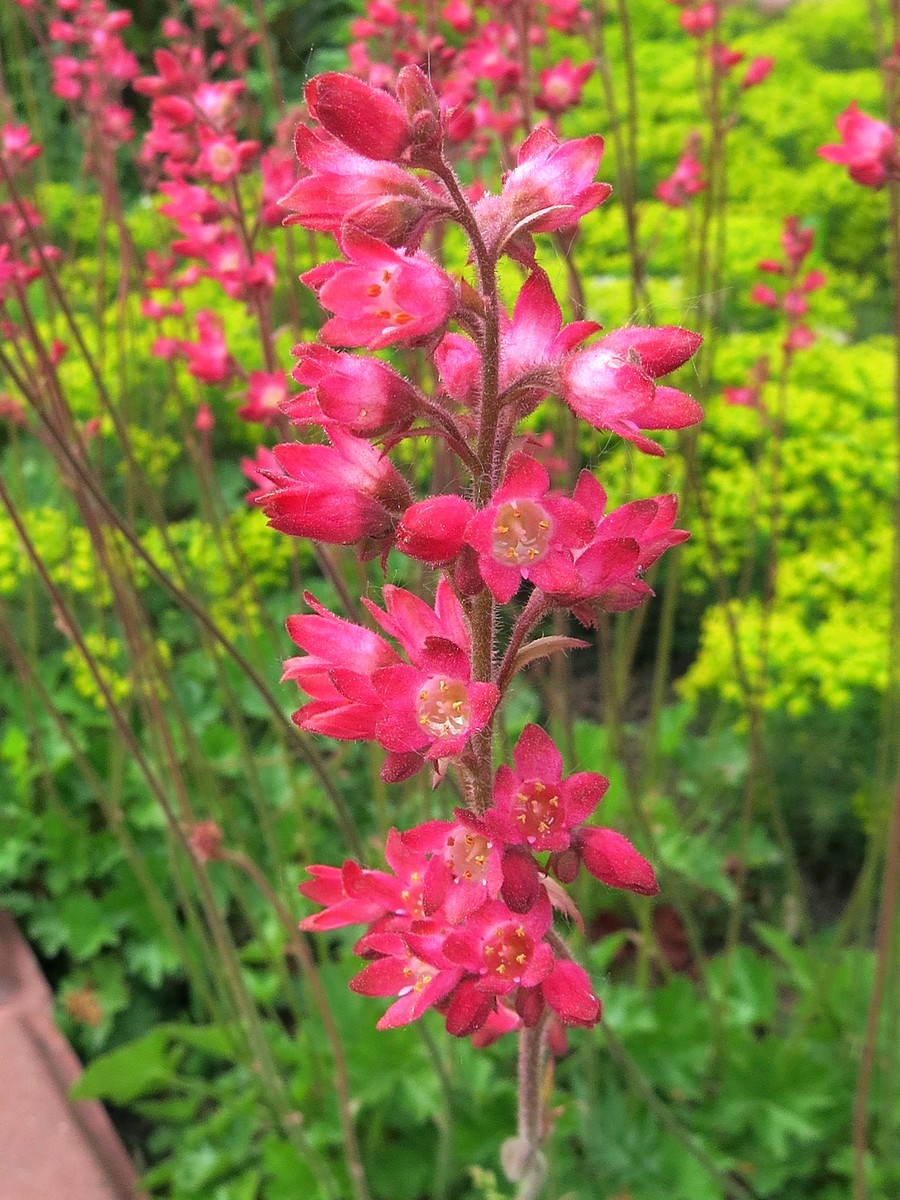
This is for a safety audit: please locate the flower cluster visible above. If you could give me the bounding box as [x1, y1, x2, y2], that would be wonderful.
[13, 0, 140, 155]
[263, 68, 702, 1038]
[132, 0, 293, 425]
[344, 0, 593, 170]
[749, 216, 825, 356]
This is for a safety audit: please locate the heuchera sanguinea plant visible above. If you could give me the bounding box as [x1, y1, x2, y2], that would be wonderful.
[257, 44, 703, 1184]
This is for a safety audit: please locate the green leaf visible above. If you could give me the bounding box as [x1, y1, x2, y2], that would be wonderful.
[71, 1026, 182, 1103]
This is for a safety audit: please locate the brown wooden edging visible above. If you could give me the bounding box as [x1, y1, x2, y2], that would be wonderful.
[0, 909, 143, 1200]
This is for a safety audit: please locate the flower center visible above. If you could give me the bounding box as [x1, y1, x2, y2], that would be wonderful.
[492, 499, 551, 567]
[483, 922, 532, 982]
[512, 780, 562, 844]
[399, 955, 435, 996]
[365, 267, 414, 331]
[443, 829, 492, 884]
[416, 677, 471, 739]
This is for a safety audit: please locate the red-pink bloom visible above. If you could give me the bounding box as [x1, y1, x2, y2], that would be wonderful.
[280, 126, 441, 246]
[241, 446, 280, 503]
[802, 269, 827, 292]
[443, 892, 555, 998]
[474, 128, 611, 258]
[358, 584, 498, 779]
[284, 343, 421, 436]
[188, 820, 224, 864]
[563, 472, 689, 617]
[396, 495, 475, 564]
[480, 724, 608, 854]
[574, 826, 658, 895]
[253, 429, 411, 546]
[524, 958, 600, 1027]
[299, 863, 396, 931]
[536, 59, 593, 116]
[351, 926, 464, 1029]
[402, 819, 505, 923]
[299, 828, 431, 932]
[469, 1002, 521, 1046]
[819, 102, 899, 188]
[751, 283, 779, 309]
[784, 325, 815, 353]
[194, 403, 214, 432]
[1, 124, 42, 170]
[781, 216, 814, 271]
[723, 386, 760, 409]
[284, 593, 400, 742]
[301, 228, 456, 350]
[680, 3, 717, 35]
[435, 270, 598, 413]
[782, 290, 808, 319]
[238, 372, 290, 425]
[741, 56, 774, 89]
[656, 151, 706, 208]
[373, 643, 498, 779]
[441, 0, 475, 32]
[710, 44, 744, 75]
[558, 326, 703, 455]
[499, 270, 601, 402]
[305, 72, 413, 161]
[465, 454, 594, 602]
[180, 310, 235, 384]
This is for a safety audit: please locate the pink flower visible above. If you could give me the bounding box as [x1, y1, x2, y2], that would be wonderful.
[709, 44, 744, 76]
[402, 819, 505, 923]
[305, 72, 413, 162]
[373, 643, 499, 779]
[784, 325, 815, 353]
[819, 102, 899, 189]
[298, 828, 431, 931]
[656, 151, 705, 208]
[253, 428, 411, 546]
[280, 125, 442, 246]
[284, 343, 421, 436]
[565, 472, 689, 617]
[680, 3, 717, 35]
[301, 228, 456, 350]
[359, 583, 499, 779]
[396, 495, 475, 565]
[443, 892, 555, 998]
[573, 826, 658, 895]
[781, 216, 814, 271]
[750, 283, 779, 308]
[238, 372, 290, 425]
[241, 446, 281, 504]
[474, 128, 611, 258]
[480, 725, 608, 854]
[465, 454, 595, 602]
[741, 56, 774, 89]
[536, 59, 593, 116]
[558, 326, 703, 455]
[188, 820, 224, 863]
[180, 310, 235, 384]
[351, 926, 464, 1030]
[284, 593, 400, 742]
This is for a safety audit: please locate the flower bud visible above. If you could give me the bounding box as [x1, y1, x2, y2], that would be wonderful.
[305, 73, 412, 162]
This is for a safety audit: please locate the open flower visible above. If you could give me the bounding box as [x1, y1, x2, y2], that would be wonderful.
[557, 325, 703, 455]
[301, 227, 456, 349]
[819, 102, 899, 189]
[465, 454, 594, 602]
[474, 128, 611, 258]
[253, 428, 411, 547]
